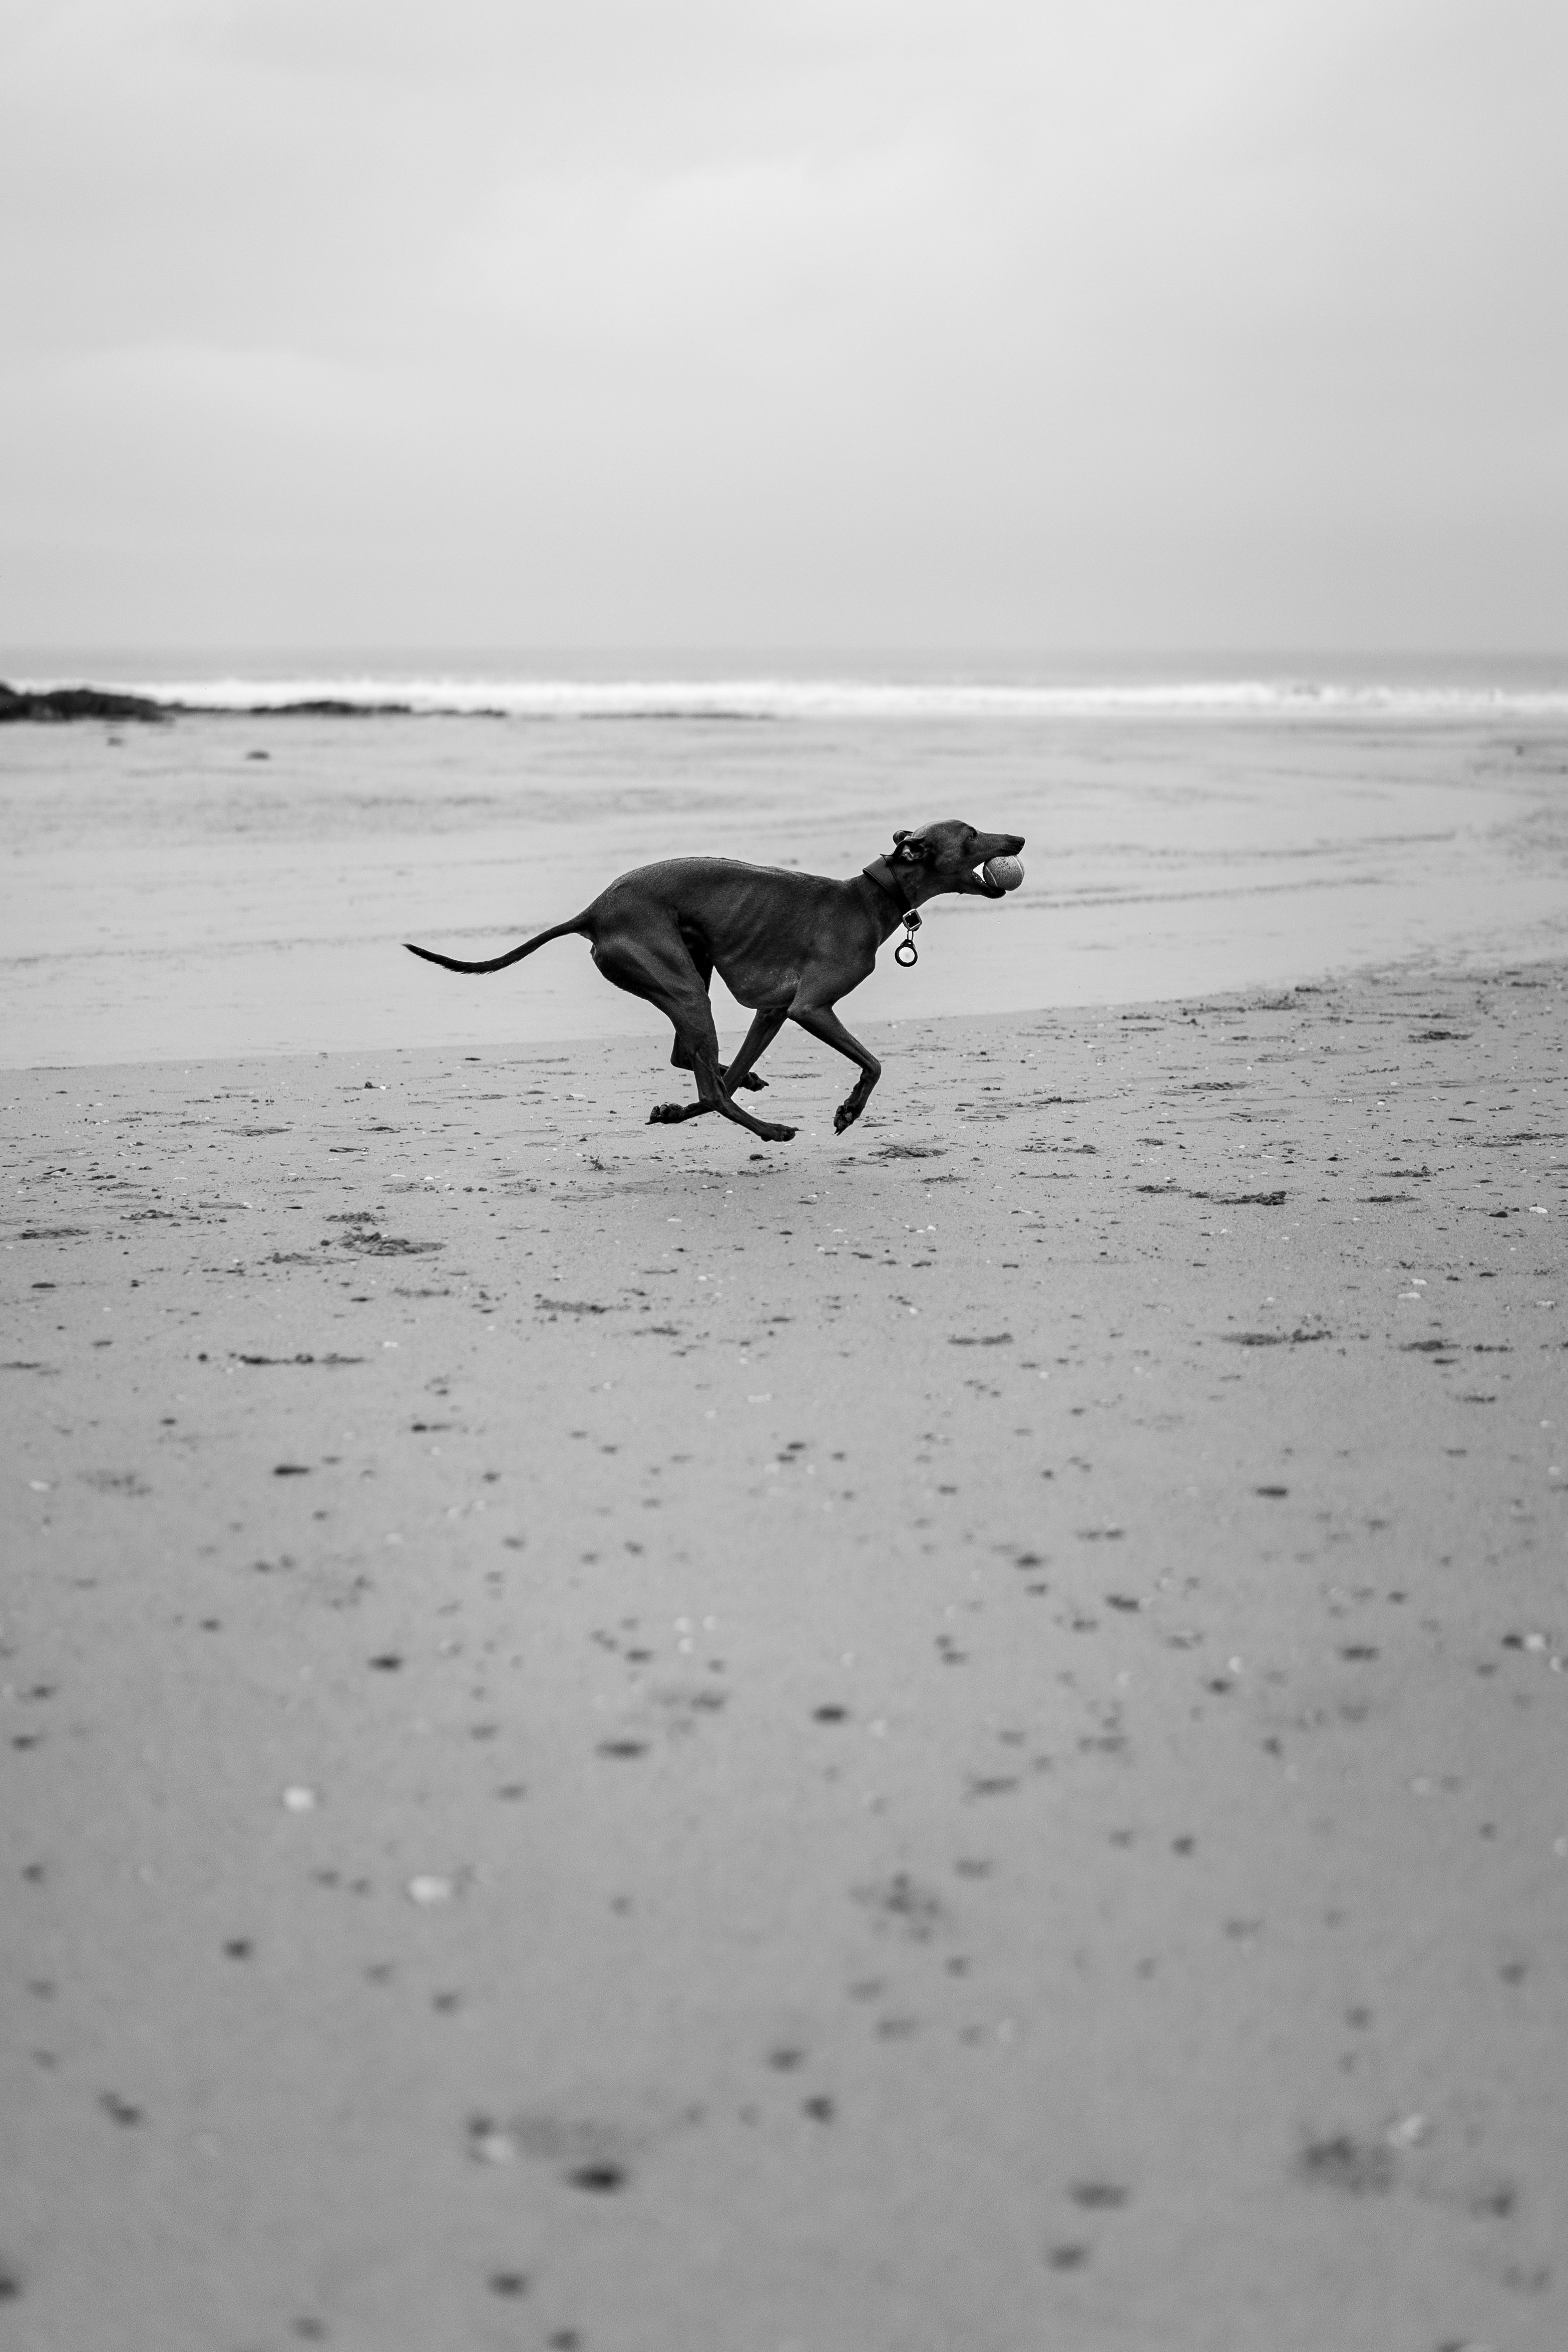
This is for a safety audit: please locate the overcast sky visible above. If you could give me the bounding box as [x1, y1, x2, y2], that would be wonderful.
[2, 0, 1563, 660]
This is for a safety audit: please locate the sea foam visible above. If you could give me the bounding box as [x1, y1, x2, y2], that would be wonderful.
[14, 672, 1568, 720]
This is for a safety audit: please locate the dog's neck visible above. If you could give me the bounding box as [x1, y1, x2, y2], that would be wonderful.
[861, 855, 920, 920]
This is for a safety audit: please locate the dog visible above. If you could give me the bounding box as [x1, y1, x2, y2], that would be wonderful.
[406, 818, 1025, 1143]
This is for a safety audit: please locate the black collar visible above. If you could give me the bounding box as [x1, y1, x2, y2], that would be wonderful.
[862, 854, 918, 916]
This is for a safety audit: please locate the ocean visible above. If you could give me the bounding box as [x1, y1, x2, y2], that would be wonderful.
[4, 653, 1566, 1067]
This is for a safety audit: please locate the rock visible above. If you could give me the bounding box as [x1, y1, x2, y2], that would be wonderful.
[0, 680, 169, 724]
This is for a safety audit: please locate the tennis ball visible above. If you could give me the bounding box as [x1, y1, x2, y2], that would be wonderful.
[983, 855, 1024, 892]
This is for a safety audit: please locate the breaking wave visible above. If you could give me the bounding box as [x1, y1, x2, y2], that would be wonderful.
[15, 672, 1568, 721]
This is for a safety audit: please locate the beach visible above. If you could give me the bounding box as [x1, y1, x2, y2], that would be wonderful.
[9, 0, 1568, 2330]
[6, 685, 1568, 1069]
[6, 953, 1565, 2350]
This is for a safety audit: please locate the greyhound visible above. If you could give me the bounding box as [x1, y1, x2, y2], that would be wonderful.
[406, 818, 1025, 1144]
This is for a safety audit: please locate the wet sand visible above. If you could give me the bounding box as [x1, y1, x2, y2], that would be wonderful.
[6, 700, 1568, 1068]
[4, 960, 1566, 2350]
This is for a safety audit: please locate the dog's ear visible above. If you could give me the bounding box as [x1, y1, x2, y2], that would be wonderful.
[892, 829, 928, 863]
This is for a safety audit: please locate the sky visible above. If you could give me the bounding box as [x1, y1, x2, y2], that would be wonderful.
[2, 0, 1564, 660]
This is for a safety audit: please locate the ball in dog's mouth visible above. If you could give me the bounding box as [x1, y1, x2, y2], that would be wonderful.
[980, 855, 1024, 893]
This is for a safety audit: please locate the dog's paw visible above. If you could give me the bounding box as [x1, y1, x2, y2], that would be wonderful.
[757, 1121, 797, 1143]
[730, 1072, 768, 1092]
[647, 1102, 688, 1124]
[833, 1101, 864, 1134]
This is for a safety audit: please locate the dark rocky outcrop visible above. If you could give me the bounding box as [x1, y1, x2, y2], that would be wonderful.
[0, 680, 170, 723]
[247, 697, 414, 717]
[1, 680, 420, 722]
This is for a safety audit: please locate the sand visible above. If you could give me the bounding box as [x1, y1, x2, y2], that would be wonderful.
[4, 960, 1566, 2351]
[8, 699, 1568, 1069]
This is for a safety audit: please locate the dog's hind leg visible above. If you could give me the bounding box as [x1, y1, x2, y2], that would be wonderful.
[789, 1003, 883, 1135]
[653, 1006, 785, 1119]
[591, 928, 796, 1142]
[666, 924, 713, 1074]
[664, 936, 771, 1092]
[660, 997, 796, 1140]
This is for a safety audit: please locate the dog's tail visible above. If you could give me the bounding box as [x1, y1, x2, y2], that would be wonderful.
[405, 914, 590, 975]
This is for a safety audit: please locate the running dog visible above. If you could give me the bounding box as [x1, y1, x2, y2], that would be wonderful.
[406, 819, 1025, 1142]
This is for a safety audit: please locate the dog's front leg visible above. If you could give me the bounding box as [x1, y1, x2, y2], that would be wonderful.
[789, 1004, 882, 1134]
[722, 1007, 788, 1094]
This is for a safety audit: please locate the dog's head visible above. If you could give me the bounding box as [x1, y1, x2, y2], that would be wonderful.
[888, 820, 1026, 901]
